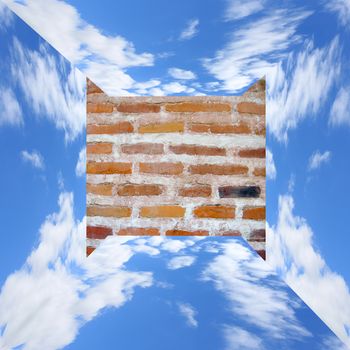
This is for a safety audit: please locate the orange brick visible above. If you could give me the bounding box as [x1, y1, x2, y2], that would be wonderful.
[178, 185, 211, 197]
[118, 227, 160, 235]
[87, 206, 131, 217]
[117, 102, 160, 113]
[236, 102, 265, 115]
[169, 144, 226, 156]
[189, 164, 248, 175]
[139, 162, 183, 175]
[253, 167, 266, 177]
[193, 205, 235, 219]
[166, 229, 209, 236]
[87, 226, 113, 239]
[86, 246, 96, 256]
[117, 184, 163, 196]
[140, 205, 185, 218]
[87, 122, 133, 134]
[87, 162, 132, 174]
[87, 183, 113, 196]
[165, 102, 231, 113]
[87, 78, 104, 94]
[121, 143, 164, 154]
[87, 102, 114, 113]
[239, 148, 265, 158]
[87, 142, 113, 154]
[190, 123, 251, 134]
[243, 207, 265, 220]
[139, 122, 184, 133]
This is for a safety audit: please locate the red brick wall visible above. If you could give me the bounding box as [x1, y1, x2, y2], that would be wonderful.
[86, 78, 266, 258]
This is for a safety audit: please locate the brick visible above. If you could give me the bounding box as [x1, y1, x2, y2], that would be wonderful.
[117, 102, 160, 113]
[87, 226, 113, 239]
[87, 122, 133, 134]
[139, 122, 184, 133]
[166, 229, 209, 236]
[121, 143, 164, 154]
[86, 246, 96, 256]
[256, 249, 266, 260]
[249, 229, 265, 242]
[140, 205, 185, 218]
[219, 186, 261, 198]
[253, 167, 266, 177]
[87, 79, 104, 94]
[87, 183, 113, 196]
[165, 102, 231, 113]
[193, 205, 235, 219]
[190, 123, 251, 134]
[221, 231, 241, 236]
[87, 102, 114, 113]
[236, 102, 265, 115]
[87, 206, 132, 217]
[178, 185, 212, 197]
[87, 162, 132, 174]
[117, 184, 163, 196]
[139, 162, 183, 175]
[87, 142, 113, 154]
[243, 207, 265, 220]
[169, 144, 226, 156]
[189, 164, 248, 175]
[239, 148, 265, 158]
[118, 227, 160, 236]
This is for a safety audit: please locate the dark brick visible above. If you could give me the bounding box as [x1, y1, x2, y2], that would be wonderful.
[219, 186, 261, 198]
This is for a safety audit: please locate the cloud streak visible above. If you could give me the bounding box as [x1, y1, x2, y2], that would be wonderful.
[21, 150, 45, 170]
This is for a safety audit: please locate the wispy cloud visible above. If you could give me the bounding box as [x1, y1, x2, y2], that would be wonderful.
[21, 150, 45, 170]
[203, 8, 311, 93]
[267, 195, 350, 347]
[308, 150, 331, 171]
[224, 0, 265, 21]
[75, 147, 86, 177]
[179, 18, 199, 40]
[330, 87, 350, 127]
[325, 0, 350, 27]
[0, 1, 13, 30]
[4, 0, 154, 95]
[223, 325, 263, 350]
[168, 67, 196, 80]
[267, 148, 276, 180]
[0, 86, 23, 127]
[177, 302, 198, 327]
[268, 37, 341, 141]
[10, 36, 85, 142]
[168, 256, 196, 270]
[0, 192, 153, 350]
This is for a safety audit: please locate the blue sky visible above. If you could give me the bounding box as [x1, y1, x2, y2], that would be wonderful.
[1, 0, 350, 349]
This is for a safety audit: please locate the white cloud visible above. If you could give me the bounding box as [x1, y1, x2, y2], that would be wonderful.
[11, 37, 86, 142]
[75, 147, 86, 177]
[4, 0, 154, 96]
[266, 148, 276, 180]
[179, 18, 199, 40]
[223, 325, 263, 350]
[224, 0, 265, 21]
[167, 256, 196, 270]
[267, 194, 350, 347]
[330, 87, 350, 127]
[0, 192, 153, 350]
[267, 37, 341, 141]
[0, 86, 23, 127]
[308, 150, 331, 171]
[202, 240, 311, 339]
[21, 150, 45, 170]
[0, 1, 13, 30]
[325, 0, 350, 26]
[168, 67, 196, 80]
[177, 302, 198, 328]
[203, 8, 311, 93]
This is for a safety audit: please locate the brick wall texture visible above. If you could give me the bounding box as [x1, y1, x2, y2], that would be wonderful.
[86, 78, 266, 258]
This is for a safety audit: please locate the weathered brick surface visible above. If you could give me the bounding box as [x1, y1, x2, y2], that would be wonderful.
[86, 78, 266, 257]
